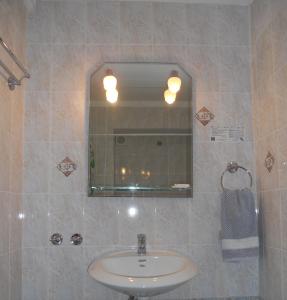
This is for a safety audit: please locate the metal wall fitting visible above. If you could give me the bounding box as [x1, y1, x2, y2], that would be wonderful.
[70, 233, 83, 245]
[50, 233, 63, 245]
[0, 37, 31, 90]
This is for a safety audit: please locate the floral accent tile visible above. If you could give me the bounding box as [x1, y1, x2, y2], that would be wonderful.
[265, 151, 275, 173]
[57, 157, 77, 177]
[195, 106, 215, 126]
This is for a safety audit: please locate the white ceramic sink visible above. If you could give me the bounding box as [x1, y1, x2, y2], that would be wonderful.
[88, 250, 197, 297]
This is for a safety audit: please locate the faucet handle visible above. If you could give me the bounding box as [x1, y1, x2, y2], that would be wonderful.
[137, 233, 146, 242]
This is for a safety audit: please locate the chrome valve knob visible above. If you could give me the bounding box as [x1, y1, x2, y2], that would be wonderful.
[50, 233, 63, 245]
[70, 233, 83, 245]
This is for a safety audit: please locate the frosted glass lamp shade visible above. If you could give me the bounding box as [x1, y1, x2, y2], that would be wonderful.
[103, 69, 117, 90]
[106, 89, 118, 103]
[164, 89, 176, 104]
[167, 71, 181, 93]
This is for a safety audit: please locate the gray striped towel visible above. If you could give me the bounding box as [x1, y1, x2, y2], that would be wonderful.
[220, 188, 259, 262]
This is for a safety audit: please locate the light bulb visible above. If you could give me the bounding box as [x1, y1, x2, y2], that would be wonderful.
[106, 89, 118, 103]
[103, 69, 117, 90]
[167, 71, 181, 93]
[164, 89, 176, 105]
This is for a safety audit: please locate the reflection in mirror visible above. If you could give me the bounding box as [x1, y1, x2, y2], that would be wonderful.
[88, 63, 193, 197]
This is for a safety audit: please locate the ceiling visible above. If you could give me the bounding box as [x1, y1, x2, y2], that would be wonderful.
[24, 0, 253, 11]
[121, 0, 253, 4]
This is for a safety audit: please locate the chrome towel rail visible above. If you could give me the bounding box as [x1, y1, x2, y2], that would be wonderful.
[0, 37, 30, 90]
[221, 161, 253, 190]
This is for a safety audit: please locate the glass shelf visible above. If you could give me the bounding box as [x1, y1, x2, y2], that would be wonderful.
[89, 185, 192, 197]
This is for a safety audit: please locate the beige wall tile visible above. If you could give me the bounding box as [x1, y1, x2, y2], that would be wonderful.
[153, 2, 187, 45]
[86, 1, 120, 45]
[51, 91, 85, 142]
[120, 2, 153, 44]
[251, 0, 287, 298]
[0, 0, 26, 299]
[53, 1, 85, 44]
[52, 45, 85, 91]
[25, 91, 50, 142]
[23, 2, 257, 299]
[217, 5, 250, 46]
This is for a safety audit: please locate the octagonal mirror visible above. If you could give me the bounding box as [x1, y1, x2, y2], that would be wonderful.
[88, 63, 193, 197]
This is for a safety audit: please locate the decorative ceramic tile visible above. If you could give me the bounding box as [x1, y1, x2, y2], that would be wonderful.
[57, 157, 77, 177]
[187, 298, 260, 300]
[265, 151, 275, 172]
[195, 106, 215, 126]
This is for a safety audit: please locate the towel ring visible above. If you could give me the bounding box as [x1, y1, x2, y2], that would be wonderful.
[221, 161, 253, 190]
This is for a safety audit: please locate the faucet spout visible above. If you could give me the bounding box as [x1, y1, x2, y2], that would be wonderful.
[137, 233, 146, 256]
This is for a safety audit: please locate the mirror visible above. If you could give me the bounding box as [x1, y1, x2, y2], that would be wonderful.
[88, 63, 193, 197]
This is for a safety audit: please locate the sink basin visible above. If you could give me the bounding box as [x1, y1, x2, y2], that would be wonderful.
[88, 250, 197, 297]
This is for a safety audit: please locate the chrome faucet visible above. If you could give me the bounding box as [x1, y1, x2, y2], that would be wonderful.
[137, 234, 146, 256]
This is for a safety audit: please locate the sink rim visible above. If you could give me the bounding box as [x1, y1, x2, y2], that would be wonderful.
[92, 250, 191, 277]
[88, 249, 198, 297]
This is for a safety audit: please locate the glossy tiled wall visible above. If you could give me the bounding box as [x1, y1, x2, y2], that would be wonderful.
[23, 1, 258, 299]
[251, 0, 287, 299]
[0, 0, 26, 299]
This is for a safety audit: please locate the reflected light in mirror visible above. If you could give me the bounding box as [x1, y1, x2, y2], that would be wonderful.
[128, 206, 138, 218]
[167, 70, 181, 93]
[18, 213, 25, 220]
[141, 170, 151, 178]
[106, 88, 118, 103]
[103, 69, 117, 91]
[164, 89, 176, 104]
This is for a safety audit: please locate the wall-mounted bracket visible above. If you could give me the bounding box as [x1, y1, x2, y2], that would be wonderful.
[0, 37, 30, 91]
